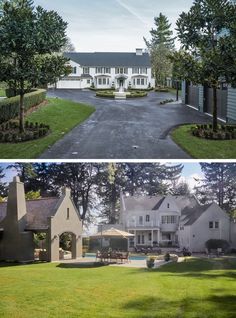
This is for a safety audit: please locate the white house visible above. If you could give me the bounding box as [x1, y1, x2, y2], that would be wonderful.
[112, 193, 234, 253]
[56, 49, 154, 90]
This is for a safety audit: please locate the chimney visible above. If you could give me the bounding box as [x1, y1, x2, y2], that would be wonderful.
[136, 48, 143, 56]
[62, 187, 71, 197]
[6, 176, 27, 232]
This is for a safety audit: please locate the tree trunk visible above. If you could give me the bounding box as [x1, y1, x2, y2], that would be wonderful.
[212, 86, 218, 132]
[19, 93, 25, 133]
[176, 81, 179, 101]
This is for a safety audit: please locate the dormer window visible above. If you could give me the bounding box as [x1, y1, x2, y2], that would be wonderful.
[67, 208, 70, 220]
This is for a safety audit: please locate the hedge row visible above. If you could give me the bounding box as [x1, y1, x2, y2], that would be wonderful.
[0, 89, 46, 124]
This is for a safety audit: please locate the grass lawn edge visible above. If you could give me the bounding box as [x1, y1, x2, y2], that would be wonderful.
[171, 124, 236, 159]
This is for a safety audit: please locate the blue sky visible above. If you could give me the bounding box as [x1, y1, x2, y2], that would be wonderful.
[33, 0, 193, 52]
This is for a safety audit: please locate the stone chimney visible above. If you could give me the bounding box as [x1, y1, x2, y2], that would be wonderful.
[6, 176, 27, 232]
[136, 48, 143, 56]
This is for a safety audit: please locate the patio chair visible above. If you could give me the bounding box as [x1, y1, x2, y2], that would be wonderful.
[117, 252, 129, 263]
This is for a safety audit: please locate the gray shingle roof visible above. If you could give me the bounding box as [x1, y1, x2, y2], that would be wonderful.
[0, 198, 60, 230]
[64, 52, 151, 67]
[182, 203, 212, 225]
[123, 195, 165, 211]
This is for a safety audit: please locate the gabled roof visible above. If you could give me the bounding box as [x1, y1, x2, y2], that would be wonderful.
[0, 198, 60, 230]
[122, 195, 199, 212]
[181, 203, 212, 226]
[122, 195, 165, 211]
[64, 52, 151, 67]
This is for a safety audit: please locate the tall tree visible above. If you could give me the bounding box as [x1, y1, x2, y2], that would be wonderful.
[144, 13, 175, 86]
[144, 13, 175, 50]
[173, 0, 236, 131]
[0, 0, 71, 132]
[61, 36, 76, 52]
[98, 163, 126, 224]
[194, 163, 236, 212]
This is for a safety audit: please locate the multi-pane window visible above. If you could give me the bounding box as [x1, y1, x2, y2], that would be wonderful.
[146, 215, 150, 222]
[115, 67, 128, 74]
[148, 232, 152, 241]
[209, 221, 219, 229]
[97, 77, 109, 86]
[96, 67, 111, 74]
[83, 67, 90, 74]
[72, 67, 77, 74]
[87, 79, 90, 84]
[132, 67, 147, 74]
[161, 215, 177, 224]
[139, 216, 143, 225]
[141, 79, 145, 85]
[137, 79, 141, 85]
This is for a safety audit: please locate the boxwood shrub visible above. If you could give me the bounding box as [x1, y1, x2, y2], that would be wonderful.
[0, 89, 46, 124]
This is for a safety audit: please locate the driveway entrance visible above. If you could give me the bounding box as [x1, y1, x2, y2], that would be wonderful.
[40, 89, 210, 159]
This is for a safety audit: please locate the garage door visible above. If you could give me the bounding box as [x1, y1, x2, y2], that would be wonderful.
[186, 83, 199, 109]
[204, 86, 228, 121]
[57, 80, 81, 89]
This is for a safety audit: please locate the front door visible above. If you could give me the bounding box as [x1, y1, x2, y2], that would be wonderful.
[119, 79, 124, 88]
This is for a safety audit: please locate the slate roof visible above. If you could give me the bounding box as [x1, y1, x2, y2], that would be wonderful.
[64, 52, 151, 67]
[123, 195, 199, 212]
[123, 195, 165, 211]
[0, 198, 60, 230]
[181, 203, 212, 226]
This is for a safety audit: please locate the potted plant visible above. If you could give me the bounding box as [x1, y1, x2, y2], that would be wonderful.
[146, 256, 156, 268]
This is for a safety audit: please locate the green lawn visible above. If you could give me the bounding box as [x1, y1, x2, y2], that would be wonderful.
[0, 257, 235, 318]
[172, 124, 236, 159]
[0, 98, 95, 159]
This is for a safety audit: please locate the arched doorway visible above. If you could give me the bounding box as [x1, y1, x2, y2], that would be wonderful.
[59, 232, 77, 260]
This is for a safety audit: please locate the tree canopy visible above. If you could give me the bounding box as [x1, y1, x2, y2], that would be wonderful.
[172, 0, 236, 130]
[0, 0, 71, 132]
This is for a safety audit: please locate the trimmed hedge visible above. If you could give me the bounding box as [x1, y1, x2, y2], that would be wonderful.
[96, 90, 147, 98]
[0, 89, 46, 124]
[205, 239, 230, 252]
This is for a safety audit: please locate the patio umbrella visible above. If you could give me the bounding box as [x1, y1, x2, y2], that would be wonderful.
[90, 227, 134, 239]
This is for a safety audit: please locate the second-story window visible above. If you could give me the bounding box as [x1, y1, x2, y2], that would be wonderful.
[83, 67, 90, 74]
[146, 215, 150, 222]
[139, 216, 143, 225]
[72, 67, 77, 74]
[167, 203, 170, 208]
[115, 67, 128, 74]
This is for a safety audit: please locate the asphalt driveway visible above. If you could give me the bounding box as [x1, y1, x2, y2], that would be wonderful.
[40, 89, 210, 159]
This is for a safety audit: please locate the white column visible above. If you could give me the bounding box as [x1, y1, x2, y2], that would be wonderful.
[151, 230, 153, 247]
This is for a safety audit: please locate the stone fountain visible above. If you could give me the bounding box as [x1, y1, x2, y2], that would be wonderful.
[113, 86, 131, 100]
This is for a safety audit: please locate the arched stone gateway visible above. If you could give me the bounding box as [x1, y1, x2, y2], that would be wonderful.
[0, 177, 82, 262]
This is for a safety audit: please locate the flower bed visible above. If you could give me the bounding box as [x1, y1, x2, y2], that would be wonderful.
[191, 124, 236, 140]
[0, 120, 50, 143]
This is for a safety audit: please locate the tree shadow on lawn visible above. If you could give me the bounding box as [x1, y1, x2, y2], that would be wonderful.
[56, 261, 108, 269]
[122, 294, 236, 318]
[127, 258, 236, 280]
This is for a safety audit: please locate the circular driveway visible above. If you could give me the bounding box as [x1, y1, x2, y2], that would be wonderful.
[40, 89, 210, 159]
